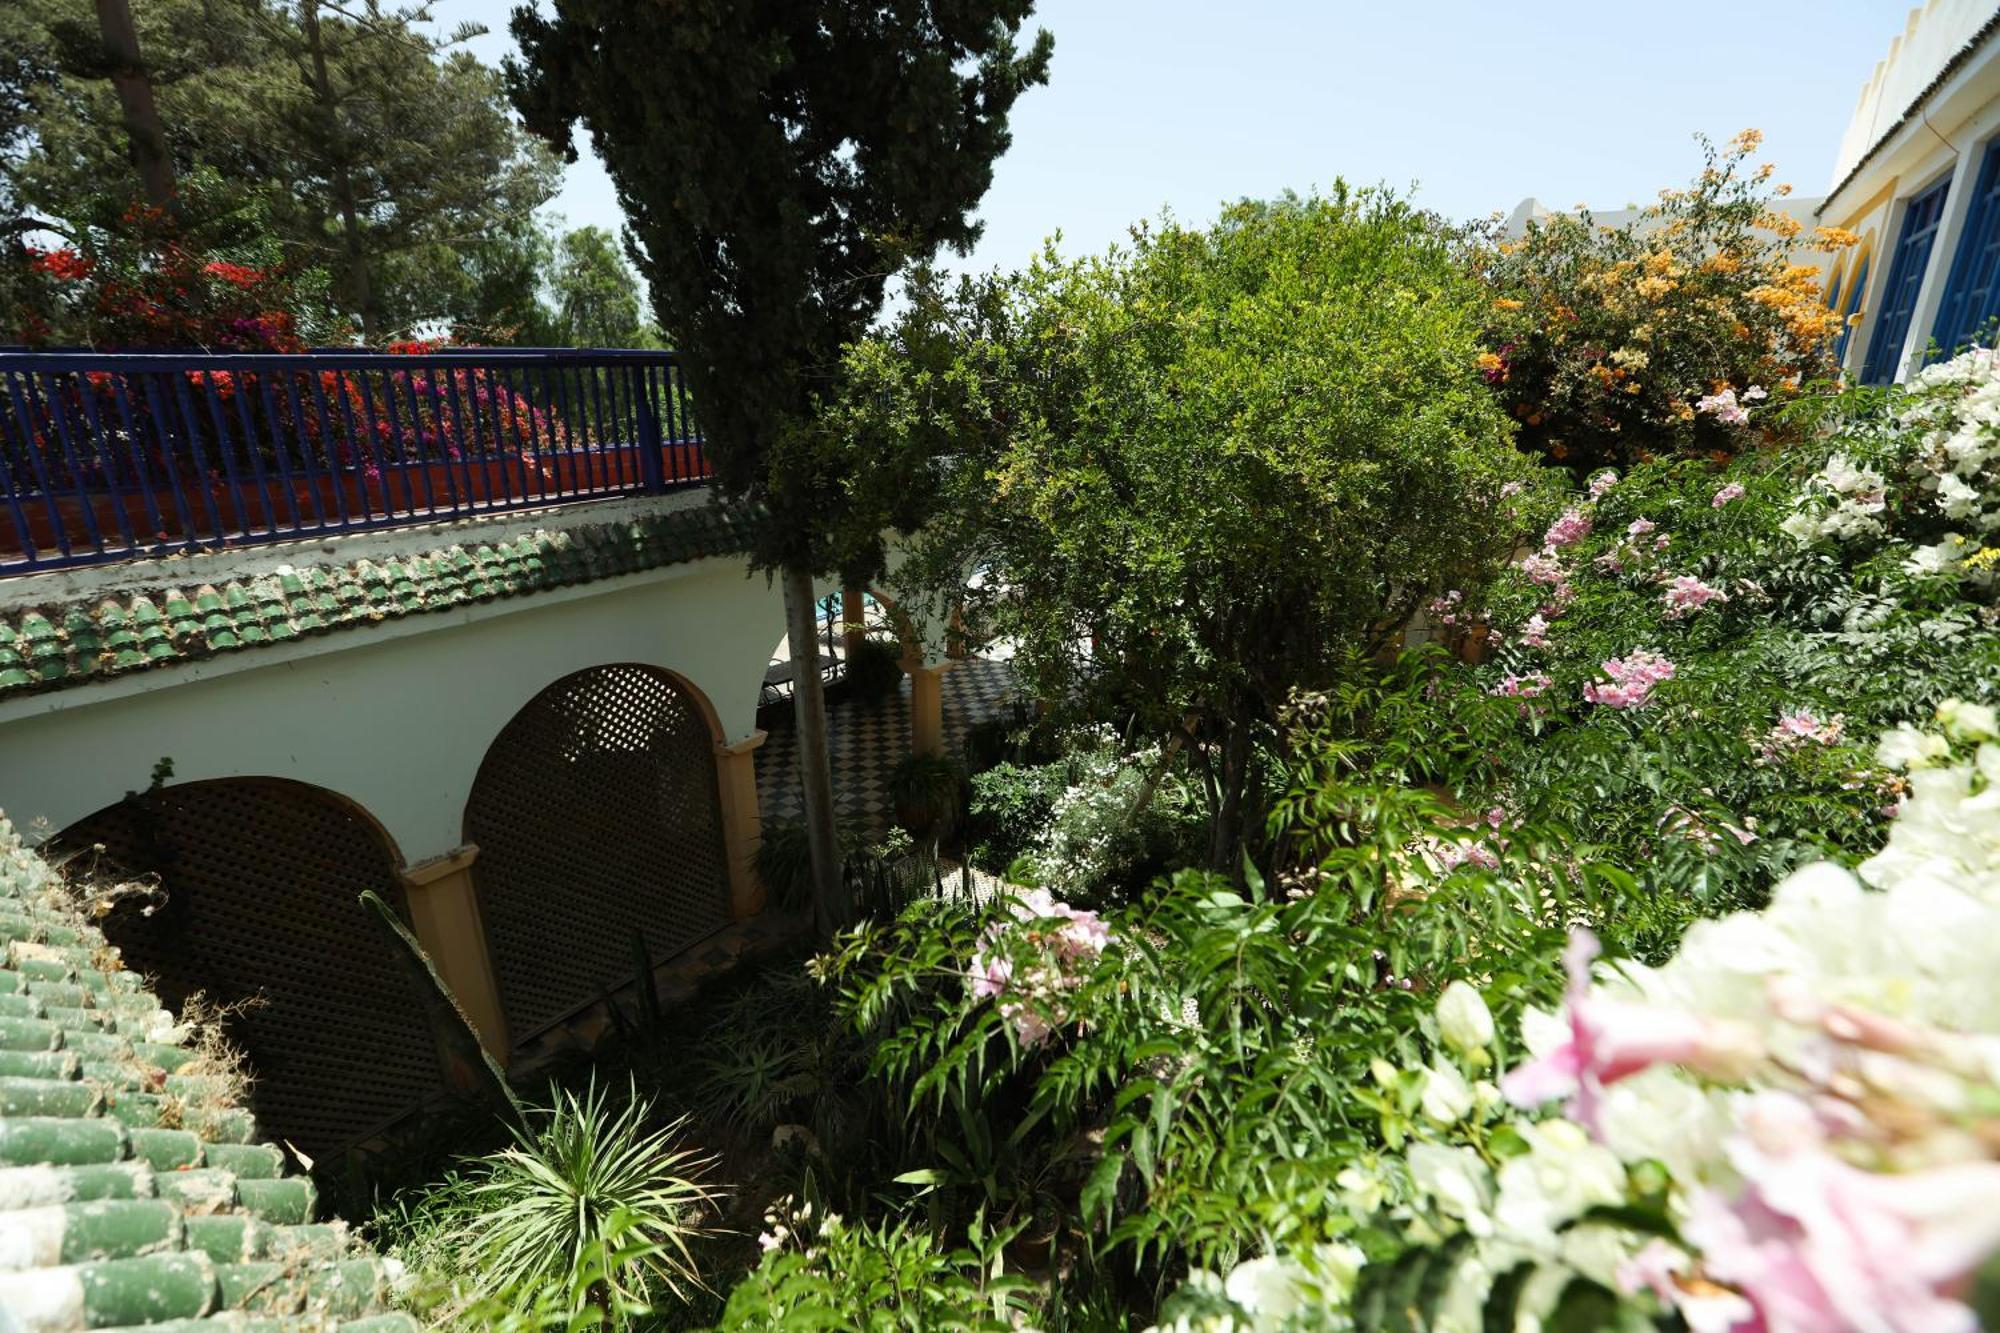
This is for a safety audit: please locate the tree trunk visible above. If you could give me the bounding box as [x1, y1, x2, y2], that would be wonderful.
[93, 0, 177, 215]
[783, 562, 847, 940]
[299, 0, 376, 341]
[1206, 721, 1253, 877]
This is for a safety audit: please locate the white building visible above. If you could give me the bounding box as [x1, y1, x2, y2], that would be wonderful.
[1820, 0, 2000, 383]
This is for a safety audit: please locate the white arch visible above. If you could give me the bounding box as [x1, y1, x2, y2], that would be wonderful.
[0, 557, 786, 862]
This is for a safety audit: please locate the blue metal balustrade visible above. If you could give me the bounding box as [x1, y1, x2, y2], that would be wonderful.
[0, 348, 709, 575]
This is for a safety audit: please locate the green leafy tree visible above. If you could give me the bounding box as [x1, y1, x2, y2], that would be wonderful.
[507, 1, 1054, 937]
[548, 224, 652, 348]
[879, 192, 1532, 869]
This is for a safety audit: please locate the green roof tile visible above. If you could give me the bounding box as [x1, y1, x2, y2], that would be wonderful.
[0, 814, 416, 1331]
[0, 499, 757, 705]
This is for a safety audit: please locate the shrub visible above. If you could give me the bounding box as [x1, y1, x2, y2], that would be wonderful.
[1481, 130, 1854, 470]
[879, 187, 1534, 868]
[387, 1080, 719, 1321]
[888, 754, 965, 842]
[716, 1201, 1035, 1329]
[1165, 706, 2000, 1332]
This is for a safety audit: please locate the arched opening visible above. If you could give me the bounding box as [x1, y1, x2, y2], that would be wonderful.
[464, 663, 731, 1044]
[52, 778, 441, 1159]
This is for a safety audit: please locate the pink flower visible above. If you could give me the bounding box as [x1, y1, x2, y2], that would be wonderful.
[1545, 508, 1594, 548]
[1663, 574, 1730, 620]
[1628, 518, 1657, 537]
[1500, 480, 1526, 499]
[1757, 710, 1844, 762]
[1697, 388, 1751, 427]
[1583, 650, 1675, 708]
[1713, 482, 1746, 508]
[1492, 671, 1552, 698]
[1589, 470, 1620, 499]
[1679, 1093, 2000, 1333]
[1502, 930, 1757, 1135]
[1518, 613, 1552, 649]
[1520, 551, 1567, 586]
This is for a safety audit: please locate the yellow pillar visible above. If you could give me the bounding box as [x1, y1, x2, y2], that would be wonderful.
[399, 844, 510, 1063]
[905, 659, 956, 758]
[714, 730, 769, 919]
[841, 587, 868, 660]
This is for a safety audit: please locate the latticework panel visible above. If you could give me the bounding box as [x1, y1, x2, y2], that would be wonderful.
[465, 664, 731, 1043]
[57, 780, 442, 1158]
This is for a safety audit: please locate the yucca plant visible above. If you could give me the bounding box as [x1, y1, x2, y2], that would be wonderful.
[450, 1079, 721, 1319]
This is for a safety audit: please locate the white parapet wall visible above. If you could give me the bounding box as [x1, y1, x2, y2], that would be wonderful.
[0, 491, 789, 865]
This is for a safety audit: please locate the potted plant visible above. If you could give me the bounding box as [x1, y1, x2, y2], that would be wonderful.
[889, 754, 964, 842]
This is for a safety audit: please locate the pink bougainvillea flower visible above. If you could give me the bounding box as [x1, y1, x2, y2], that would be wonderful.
[1679, 1092, 2000, 1333]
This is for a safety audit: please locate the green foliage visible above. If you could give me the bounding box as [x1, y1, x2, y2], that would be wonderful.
[714, 1207, 1036, 1330]
[822, 775, 1647, 1290]
[507, 0, 1054, 576]
[876, 189, 1534, 868]
[386, 1080, 720, 1323]
[549, 224, 655, 349]
[9, 0, 559, 341]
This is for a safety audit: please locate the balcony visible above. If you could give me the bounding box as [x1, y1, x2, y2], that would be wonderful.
[0, 347, 710, 575]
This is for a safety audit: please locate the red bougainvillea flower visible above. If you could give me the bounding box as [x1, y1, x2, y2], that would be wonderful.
[29, 247, 95, 282]
[201, 260, 264, 289]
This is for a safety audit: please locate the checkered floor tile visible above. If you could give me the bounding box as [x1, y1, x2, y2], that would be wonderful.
[756, 654, 1020, 836]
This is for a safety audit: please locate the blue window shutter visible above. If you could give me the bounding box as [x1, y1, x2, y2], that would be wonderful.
[1862, 177, 1951, 385]
[1835, 254, 1869, 366]
[1930, 139, 2000, 361]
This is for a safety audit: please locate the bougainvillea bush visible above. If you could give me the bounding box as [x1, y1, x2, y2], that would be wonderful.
[9, 199, 574, 502]
[1480, 131, 1854, 473]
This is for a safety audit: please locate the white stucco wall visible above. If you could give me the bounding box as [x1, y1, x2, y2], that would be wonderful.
[0, 552, 788, 863]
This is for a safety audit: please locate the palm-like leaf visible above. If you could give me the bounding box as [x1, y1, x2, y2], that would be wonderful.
[455, 1079, 719, 1312]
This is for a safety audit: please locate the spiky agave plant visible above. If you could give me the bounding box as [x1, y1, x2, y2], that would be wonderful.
[456, 1079, 720, 1316]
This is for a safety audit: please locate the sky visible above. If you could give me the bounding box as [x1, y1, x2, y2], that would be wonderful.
[457, 1, 1907, 281]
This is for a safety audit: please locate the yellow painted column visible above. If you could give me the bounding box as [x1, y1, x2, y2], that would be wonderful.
[905, 659, 957, 758]
[398, 844, 511, 1063]
[842, 587, 868, 660]
[714, 730, 769, 919]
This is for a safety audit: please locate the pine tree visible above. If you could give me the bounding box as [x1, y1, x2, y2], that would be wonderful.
[507, 1, 1052, 938]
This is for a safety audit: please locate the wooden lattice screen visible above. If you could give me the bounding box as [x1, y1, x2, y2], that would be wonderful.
[57, 779, 442, 1159]
[464, 663, 732, 1044]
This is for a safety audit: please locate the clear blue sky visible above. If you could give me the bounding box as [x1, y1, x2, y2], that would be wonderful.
[459, 1, 1905, 279]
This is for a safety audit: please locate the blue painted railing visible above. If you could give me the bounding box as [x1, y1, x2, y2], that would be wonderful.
[0, 348, 709, 574]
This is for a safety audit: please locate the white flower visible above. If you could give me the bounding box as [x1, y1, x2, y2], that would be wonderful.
[1436, 980, 1494, 1056]
[1876, 723, 1951, 771]
[1490, 1120, 1626, 1247]
[1420, 1060, 1476, 1125]
[1222, 1255, 1310, 1319]
[1937, 698, 2000, 743]
[1408, 1142, 1493, 1236]
[1936, 472, 1982, 520]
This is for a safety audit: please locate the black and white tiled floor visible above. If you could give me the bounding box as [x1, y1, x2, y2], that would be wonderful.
[756, 654, 1021, 836]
